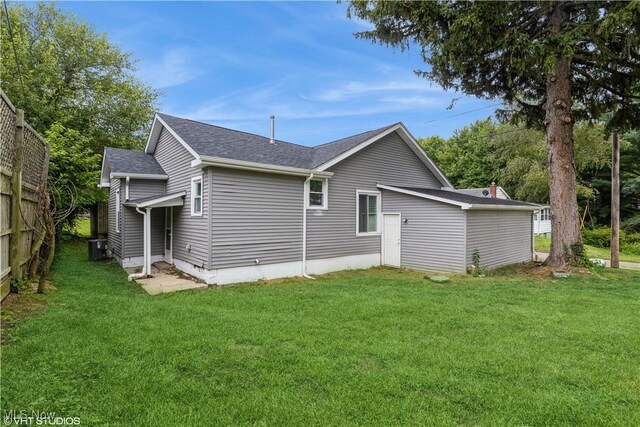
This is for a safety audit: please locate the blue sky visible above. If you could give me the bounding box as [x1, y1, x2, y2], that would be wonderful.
[59, 1, 498, 146]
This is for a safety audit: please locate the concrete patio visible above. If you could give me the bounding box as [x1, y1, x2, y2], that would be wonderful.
[127, 262, 209, 295]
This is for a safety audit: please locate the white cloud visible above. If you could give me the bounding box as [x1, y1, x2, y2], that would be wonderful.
[306, 79, 443, 102]
[138, 47, 201, 89]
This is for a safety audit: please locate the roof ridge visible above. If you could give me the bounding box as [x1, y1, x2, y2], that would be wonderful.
[157, 113, 311, 150]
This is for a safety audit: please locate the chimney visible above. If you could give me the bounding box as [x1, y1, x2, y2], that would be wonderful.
[489, 182, 497, 198]
[269, 115, 275, 145]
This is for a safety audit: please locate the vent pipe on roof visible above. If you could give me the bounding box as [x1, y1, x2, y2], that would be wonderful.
[270, 115, 275, 145]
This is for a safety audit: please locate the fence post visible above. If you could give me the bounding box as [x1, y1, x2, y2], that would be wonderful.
[9, 108, 24, 285]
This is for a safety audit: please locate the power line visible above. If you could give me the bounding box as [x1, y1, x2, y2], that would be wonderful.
[425, 102, 504, 125]
[2, 0, 27, 106]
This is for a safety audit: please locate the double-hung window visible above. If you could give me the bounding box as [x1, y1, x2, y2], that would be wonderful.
[191, 176, 203, 216]
[115, 189, 121, 233]
[307, 178, 327, 209]
[356, 190, 380, 235]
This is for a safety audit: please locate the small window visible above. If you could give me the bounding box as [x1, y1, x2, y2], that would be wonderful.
[191, 176, 203, 216]
[115, 189, 121, 233]
[356, 191, 380, 235]
[307, 179, 327, 209]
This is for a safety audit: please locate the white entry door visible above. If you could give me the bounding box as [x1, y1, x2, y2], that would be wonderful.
[164, 207, 173, 263]
[383, 213, 401, 267]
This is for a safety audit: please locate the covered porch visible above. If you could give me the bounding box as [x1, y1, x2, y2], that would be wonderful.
[123, 191, 186, 281]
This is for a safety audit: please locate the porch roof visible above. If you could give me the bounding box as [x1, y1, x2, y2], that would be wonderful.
[123, 191, 186, 208]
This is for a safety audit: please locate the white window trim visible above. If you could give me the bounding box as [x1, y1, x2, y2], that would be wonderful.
[191, 175, 203, 217]
[115, 189, 121, 233]
[306, 178, 328, 210]
[355, 190, 381, 236]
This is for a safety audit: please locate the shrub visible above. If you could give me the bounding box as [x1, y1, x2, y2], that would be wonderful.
[621, 242, 640, 255]
[582, 228, 615, 248]
[582, 227, 640, 253]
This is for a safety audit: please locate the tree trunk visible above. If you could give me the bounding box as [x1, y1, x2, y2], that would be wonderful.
[545, 4, 582, 268]
[38, 191, 55, 294]
[611, 130, 620, 268]
[9, 109, 25, 289]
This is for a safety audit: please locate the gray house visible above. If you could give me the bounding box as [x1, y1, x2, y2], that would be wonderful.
[99, 114, 539, 284]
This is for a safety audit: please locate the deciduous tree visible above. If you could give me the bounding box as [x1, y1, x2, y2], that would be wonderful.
[1, 2, 159, 224]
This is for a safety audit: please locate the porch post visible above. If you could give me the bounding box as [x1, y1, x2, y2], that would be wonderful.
[145, 208, 152, 276]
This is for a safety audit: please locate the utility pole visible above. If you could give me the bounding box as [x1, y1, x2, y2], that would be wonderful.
[611, 130, 620, 269]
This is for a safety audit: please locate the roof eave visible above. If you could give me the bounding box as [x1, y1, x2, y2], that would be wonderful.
[124, 191, 187, 208]
[193, 156, 334, 178]
[465, 204, 540, 211]
[377, 184, 471, 208]
[144, 114, 200, 159]
[378, 184, 538, 211]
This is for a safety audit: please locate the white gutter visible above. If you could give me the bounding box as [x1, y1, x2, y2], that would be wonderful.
[192, 156, 334, 179]
[464, 205, 540, 211]
[125, 176, 130, 201]
[301, 173, 315, 280]
[128, 207, 151, 281]
[110, 172, 169, 180]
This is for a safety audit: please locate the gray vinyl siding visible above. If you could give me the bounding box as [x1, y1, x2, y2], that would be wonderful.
[122, 179, 166, 258]
[382, 191, 466, 273]
[210, 168, 303, 269]
[107, 178, 122, 257]
[153, 129, 208, 268]
[122, 207, 165, 258]
[128, 179, 166, 199]
[466, 210, 533, 269]
[307, 131, 442, 260]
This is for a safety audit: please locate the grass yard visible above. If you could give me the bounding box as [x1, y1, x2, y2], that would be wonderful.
[63, 217, 91, 239]
[535, 235, 640, 263]
[2, 241, 640, 425]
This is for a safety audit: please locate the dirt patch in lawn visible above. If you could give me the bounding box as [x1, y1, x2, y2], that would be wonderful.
[492, 261, 592, 282]
[0, 282, 55, 343]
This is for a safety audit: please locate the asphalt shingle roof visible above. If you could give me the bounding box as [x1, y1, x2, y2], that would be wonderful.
[393, 187, 540, 207]
[158, 113, 314, 169]
[105, 147, 166, 176]
[157, 113, 397, 170]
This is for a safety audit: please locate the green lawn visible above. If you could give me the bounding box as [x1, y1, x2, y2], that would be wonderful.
[63, 217, 91, 239]
[2, 242, 640, 425]
[535, 235, 640, 263]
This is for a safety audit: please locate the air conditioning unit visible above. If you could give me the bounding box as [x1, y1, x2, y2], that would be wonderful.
[88, 239, 109, 261]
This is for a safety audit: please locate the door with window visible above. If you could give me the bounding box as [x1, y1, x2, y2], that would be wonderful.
[382, 213, 401, 267]
[164, 207, 173, 263]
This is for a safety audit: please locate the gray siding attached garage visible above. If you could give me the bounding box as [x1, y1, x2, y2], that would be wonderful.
[382, 190, 467, 273]
[380, 186, 535, 274]
[466, 210, 533, 269]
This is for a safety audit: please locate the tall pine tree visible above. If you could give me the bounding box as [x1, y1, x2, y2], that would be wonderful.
[348, 1, 640, 267]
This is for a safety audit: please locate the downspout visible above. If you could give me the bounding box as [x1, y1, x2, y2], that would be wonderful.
[128, 206, 148, 281]
[302, 173, 315, 280]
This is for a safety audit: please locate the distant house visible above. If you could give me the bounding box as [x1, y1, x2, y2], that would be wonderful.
[457, 185, 551, 236]
[99, 114, 539, 285]
[455, 184, 511, 200]
[533, 206, 552, 236]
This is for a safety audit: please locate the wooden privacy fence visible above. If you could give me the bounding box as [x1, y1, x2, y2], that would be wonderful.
[0, 90, 50, 300]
